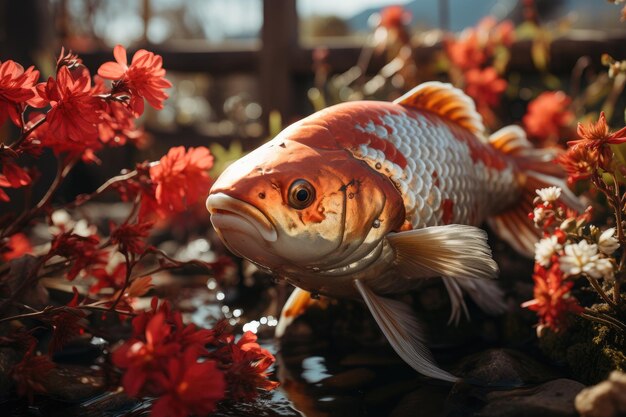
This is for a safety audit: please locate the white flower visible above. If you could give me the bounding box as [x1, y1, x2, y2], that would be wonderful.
[534, 235, 562, 267]
[49, 209, 96, 237]
[597, 227, 620, 255]
[559, 240, 615, 280]
[533, 206, 546, 226]
[536, 187, 562, 203]
[559, 240, 599, 276]
[589, 258, 614, 281]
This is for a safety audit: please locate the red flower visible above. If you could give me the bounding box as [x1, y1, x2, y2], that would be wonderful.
[113, 301, 214, 398]
[150, 350, 225, 417]
[446, 30, 486, 71]
[149, 146, 214, 217]
[445, 17, 515, 72]
[464, 67, 507, 108]
[97, 99, 145, 146]
[522, 263, 583, 333]
[37, 66, 102, 158]
[379, 6, 412, 29]
[110, 220, 154, 255]
[523, 91, 574, 144]
[49, 232, 108, 280]
[98, 45, 172, 112]
[0, 60, 43, 127]
[556, 144, 600, 184]
[131, 297, 174, 337]
[2, 160, 31, 188]
[48, 309, 86, 353]
[221, 343, 279, 401]
[112, 312, 181, 396]
[90, 262, 127, 293]
[569, 112, 626, 148]
[211, 331, 279, 401]
[0, 160, 32, 202]
[11, 346, 55, 403]
[1, 233, 33, 261]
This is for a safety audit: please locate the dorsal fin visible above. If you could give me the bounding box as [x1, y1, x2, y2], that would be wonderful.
[393, 82, 485, 136]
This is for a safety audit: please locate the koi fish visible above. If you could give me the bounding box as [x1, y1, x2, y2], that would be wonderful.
[206, 82, 580, 382]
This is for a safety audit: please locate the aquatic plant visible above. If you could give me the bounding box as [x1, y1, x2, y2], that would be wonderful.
[0, 46, 277, 415]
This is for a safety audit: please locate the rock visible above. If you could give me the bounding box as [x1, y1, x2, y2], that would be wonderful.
[479, 379, 585, 417]
[575, 371, 626, 417]
[454, 348, 561, 387]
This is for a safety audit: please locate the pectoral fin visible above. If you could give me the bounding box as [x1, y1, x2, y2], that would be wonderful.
[354, 279, 458, 382]
[387, 225, 505, 324]
[275, 287, 319, 338]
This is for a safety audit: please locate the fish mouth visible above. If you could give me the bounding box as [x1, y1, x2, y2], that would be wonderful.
[206, 193, 277, 242]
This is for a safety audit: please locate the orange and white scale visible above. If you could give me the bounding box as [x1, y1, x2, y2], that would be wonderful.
[207, 82, 581, 382]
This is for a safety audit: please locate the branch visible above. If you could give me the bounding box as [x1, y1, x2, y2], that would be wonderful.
[9, 115, 47, 150]
[63, 169, 138, 210]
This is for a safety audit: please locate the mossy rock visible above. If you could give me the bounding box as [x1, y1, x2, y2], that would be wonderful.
[539, 315, 626, 384]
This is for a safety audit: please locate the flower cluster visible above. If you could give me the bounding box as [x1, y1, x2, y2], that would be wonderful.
[445, 16, 514, 127]
[523, 187, 620, 334]
[112, 298, 278, 417]
[0, 47, 241, 415]
[557, 112, 626, 184]
[523, 91, 575, 145]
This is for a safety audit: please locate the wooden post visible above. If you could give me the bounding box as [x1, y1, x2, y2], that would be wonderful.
[142, 0, 151, 44]
[260, 0, 298, 130]
[438, 0, 450, 31]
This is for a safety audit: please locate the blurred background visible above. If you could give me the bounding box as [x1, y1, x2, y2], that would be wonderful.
[2, 0, 626, 188]
[2, 3, 626, 416]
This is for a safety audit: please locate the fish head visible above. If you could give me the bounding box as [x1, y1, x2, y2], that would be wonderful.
[206, 122, 405, 273]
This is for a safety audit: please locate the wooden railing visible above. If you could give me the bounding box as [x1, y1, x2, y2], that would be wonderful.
[74, 0, 626, 139]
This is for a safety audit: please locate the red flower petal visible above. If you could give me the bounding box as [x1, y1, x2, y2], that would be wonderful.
[97, 62, 125, 80]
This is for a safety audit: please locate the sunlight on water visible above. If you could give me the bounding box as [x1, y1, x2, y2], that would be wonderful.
[301, 356, 331, 384]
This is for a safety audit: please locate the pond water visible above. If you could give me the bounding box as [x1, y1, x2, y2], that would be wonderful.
[2, 238, 586, 417]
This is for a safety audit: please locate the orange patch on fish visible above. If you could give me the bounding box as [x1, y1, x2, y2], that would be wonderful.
[442, 199, 454, 224]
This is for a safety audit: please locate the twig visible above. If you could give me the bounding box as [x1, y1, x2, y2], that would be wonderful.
[0, 156, 78, 239]
[581, 310, 626, 333]
[9, 115, 47, 150]
[63, 169, 138, 210]
[108, 252, 134, 312]
[586, 275, 618, 310]
[0, 302, 136, 324]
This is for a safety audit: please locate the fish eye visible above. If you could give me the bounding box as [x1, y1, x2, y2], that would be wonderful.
[288, 179, 315, 209]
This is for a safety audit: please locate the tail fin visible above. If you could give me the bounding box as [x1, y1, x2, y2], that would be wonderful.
[487, 126, 584, 257]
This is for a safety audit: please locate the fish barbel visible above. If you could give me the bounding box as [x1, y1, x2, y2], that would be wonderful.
[206, 82, 580, 382]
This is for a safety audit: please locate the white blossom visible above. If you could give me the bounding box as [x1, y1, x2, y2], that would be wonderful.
[534, 235, 562, 267]
[536, 187, 562, 203]
[559, 240, 600, 276]
[559, 240, 614, 280]
[49, 209, 96, 237]
[589, 258, 615, 281]
[597, 227, 620, 255]
[532, 206, 546, 226]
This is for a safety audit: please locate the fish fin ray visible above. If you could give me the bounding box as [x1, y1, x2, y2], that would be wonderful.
[393, 81, 486, 137]
[275, 287, 317, 338]
[487, 127, 584, 257]
[354, 279, 458, 382]
[386, 225, 503, 322]
[387, 225, 499, 281]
